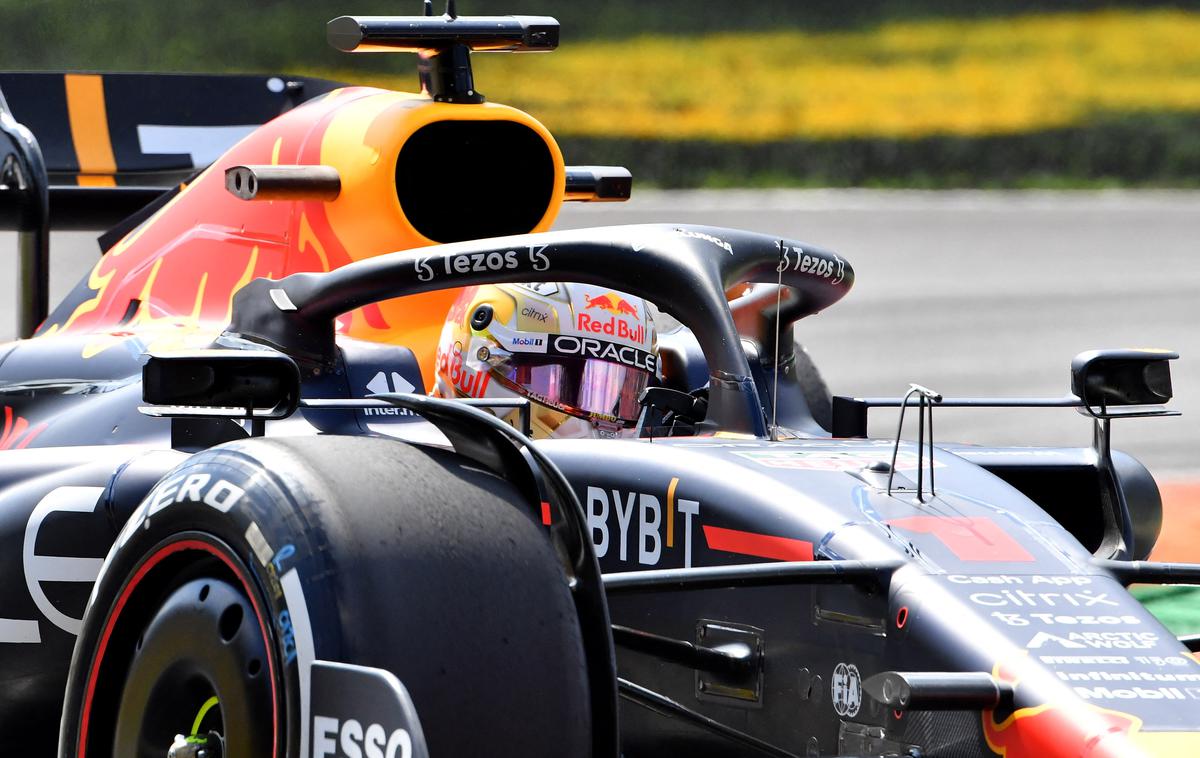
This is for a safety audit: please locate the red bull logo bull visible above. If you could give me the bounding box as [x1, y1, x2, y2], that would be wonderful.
[579, 292, 644, 342]
[979, 658, 1175, 758]
[584, 292, 639, 318]
[984, 699, 1141, 758]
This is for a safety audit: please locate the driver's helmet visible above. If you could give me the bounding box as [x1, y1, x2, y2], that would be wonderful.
[433, 282, 657, 439]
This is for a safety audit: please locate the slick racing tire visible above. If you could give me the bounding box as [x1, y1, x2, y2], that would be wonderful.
[794, 343, 833, 432]
[60, 435, 595, 758]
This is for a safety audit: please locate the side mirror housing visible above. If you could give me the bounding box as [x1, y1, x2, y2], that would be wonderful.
[142, 350, 301, 419]
[1070, 349, 1178, 418]
[563, 166, 632, 202]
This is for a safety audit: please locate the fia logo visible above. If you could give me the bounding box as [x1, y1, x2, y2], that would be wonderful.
[831, 662, 862, 717]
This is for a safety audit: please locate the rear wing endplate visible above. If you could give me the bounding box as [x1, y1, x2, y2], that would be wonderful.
[0, 72, 344, 231]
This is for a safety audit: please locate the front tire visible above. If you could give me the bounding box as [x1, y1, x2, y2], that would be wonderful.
[60, 435, 600, 757]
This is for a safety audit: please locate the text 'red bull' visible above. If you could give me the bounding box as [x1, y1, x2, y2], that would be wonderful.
[579, 293, 644, 342]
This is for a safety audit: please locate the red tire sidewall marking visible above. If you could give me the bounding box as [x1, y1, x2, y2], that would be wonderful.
[77, 538, 279, 758]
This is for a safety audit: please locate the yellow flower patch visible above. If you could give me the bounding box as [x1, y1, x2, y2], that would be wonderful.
[316, 9, 1200, 141]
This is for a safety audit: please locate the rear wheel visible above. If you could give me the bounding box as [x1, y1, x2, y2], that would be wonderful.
[795, 343, 833, 431]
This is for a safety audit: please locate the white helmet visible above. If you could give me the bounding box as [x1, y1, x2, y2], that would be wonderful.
[433, 282, 657, 438]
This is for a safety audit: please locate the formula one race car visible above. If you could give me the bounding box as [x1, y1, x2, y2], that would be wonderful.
[0, 5, 1196, 758]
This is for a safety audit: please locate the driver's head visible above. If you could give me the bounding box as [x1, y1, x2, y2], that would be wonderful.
[433, 283, 657, 439]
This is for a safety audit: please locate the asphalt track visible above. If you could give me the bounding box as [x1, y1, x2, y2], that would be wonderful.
[1, 190, 1197, 552]
[566, 190, 1200, 561]
[560, 190, 1200, 474]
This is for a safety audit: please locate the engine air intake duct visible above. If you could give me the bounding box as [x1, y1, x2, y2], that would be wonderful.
[396, 120, 555, 243]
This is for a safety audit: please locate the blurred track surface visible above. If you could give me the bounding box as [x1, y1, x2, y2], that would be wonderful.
[2, 190, 1197, 481]
[560, 190, 1200, 481]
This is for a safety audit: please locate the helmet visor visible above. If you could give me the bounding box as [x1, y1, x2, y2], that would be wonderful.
[491, 354, 650, 425]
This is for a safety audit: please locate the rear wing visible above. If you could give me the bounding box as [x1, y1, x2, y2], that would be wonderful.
[0, 72, 345, 230]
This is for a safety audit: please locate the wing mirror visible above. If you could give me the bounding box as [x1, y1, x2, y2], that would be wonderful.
[1070, 349, 1178, 419]
[142, 350, 301, 419]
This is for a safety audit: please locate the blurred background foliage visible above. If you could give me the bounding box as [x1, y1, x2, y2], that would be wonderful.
[3, 0, 1200, 187]
[4, 0, 1200, 69]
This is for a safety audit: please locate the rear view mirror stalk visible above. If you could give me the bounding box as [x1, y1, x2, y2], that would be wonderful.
[1068, 348, 1181, 557]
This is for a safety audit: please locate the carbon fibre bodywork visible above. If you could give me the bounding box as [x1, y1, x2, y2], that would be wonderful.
[0, 9, 1196, 758]
[0, 224, 1188, 757]
[547, 436, 1178, 756]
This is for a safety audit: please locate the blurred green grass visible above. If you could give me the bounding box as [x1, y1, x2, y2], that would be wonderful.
[6, 1, 1200, 71]
[553, 111, 1200, 188]
[1132, 586, 1200, 636]
[5, 1, 1200, 187]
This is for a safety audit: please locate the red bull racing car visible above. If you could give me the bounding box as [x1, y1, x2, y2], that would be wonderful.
[0, 4, 1196, 757]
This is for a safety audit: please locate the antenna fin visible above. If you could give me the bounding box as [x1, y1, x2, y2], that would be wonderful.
[446, 0, 458, 19]
[424, 1, 432, 16]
